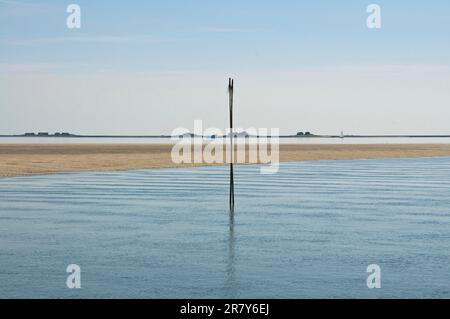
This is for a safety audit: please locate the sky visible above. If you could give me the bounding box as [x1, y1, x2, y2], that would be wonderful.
[0, 0, 450, 135]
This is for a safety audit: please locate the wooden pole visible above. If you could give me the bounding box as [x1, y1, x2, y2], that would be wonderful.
[228, 78, 235, 210]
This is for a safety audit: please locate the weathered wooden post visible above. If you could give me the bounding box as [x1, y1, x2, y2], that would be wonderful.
[228, 78, 235, 210]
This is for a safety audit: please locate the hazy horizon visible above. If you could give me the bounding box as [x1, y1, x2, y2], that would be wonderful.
[1, 1, 450, 135]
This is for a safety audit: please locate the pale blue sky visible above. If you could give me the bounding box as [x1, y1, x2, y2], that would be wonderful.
[1, 0, 450, 135]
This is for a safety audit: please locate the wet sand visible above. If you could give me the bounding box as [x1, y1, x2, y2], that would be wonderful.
[1, 143, 450, 177]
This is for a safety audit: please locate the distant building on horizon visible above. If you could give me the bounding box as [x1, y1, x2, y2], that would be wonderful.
[54, 132, 71, 137]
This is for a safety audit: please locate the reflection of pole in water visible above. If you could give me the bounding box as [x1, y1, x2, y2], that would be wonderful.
[225, 207, 236, 296]
[228, 78, 235, 210]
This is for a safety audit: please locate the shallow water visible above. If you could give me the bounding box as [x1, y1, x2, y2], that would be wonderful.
[2, 136, 450, 144]
[0, 157, 450, 298]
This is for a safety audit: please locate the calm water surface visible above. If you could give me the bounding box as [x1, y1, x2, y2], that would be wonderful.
[2, 136, 450, 144]
[0, 157, 450, 298]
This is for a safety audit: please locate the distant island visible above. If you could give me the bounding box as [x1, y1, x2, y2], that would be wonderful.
[0, 132, 171, 138]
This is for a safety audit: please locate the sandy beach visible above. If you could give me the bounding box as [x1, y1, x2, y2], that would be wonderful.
[1, 143, 450, 177]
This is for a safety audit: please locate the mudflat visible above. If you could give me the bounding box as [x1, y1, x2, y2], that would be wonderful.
[1, 143, 450, 177]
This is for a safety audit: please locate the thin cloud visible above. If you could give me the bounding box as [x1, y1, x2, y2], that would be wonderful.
[0, 0, 61, 15]
[0, 0, 35, 5]
[0, 63, 65, 75]
[200, 27, 255, 33]
[7, 35, 175, 45]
